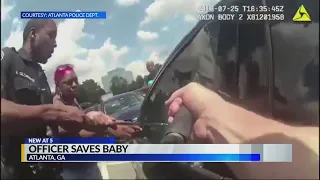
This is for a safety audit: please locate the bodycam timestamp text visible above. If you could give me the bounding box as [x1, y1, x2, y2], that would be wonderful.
[198, 13, 285, 22]
[198, 4, 284, 13]
[197, 4, 285, 22]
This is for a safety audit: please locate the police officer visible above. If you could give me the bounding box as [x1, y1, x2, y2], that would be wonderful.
[145, 61, 161, 84]
[0, 19, 112, 179]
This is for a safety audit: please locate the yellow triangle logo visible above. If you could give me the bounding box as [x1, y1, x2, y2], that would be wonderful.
[292, 5, 311, 22]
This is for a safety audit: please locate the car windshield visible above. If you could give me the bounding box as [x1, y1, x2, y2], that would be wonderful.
[104, 94, 142, 115]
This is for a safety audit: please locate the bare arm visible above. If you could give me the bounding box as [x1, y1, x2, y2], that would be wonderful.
[1, 98, 45, 120]
[52, 98, 104, 137]
[0, 97, 68, 124]
[78, 130, 103, 137]
[1, 98, 70, 136]
[166, 83, 318, 179]
[209, 100, 319, 179]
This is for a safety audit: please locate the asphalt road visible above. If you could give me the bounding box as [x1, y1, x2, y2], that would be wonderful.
[98, 162, 146, 179]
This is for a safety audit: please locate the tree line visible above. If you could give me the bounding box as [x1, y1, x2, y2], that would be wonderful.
[77, 75, 149, 105]
[110, 75, 147, 95]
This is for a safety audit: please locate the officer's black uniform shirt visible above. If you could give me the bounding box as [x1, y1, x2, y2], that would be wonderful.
[1, 47, 53, 167]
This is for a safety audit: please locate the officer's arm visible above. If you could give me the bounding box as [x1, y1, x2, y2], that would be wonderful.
[52, 98, 104, 137]
[50, 98, 83, 136]
[206, 99, 319, 179]
[0, 49, 60, 122]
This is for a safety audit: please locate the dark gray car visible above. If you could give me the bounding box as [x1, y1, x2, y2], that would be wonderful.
[135, 0, 319, 179]
[102, 92, 144, 122]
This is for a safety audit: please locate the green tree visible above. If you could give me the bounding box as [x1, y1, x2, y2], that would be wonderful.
[110, 76, 129, 95]
[136, 75, 145, 88]
[126, 75, 145, 92]
[128, 80, 137, 91]
[77, 79, 106, 104]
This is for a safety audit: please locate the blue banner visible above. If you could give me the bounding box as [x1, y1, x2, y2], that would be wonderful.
[24, 138, 115, 144]
[20, 11, 107, 19]
[26, 154, 260, 162]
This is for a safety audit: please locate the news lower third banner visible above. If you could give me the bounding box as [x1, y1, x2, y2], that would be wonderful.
[21, 138, 292, 163]
[20, 11, 107, 19]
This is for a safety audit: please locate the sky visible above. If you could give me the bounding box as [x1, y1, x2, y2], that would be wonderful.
[1, 0, 219, 89]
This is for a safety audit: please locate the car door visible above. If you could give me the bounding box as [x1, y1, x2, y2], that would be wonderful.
[137, 0, 318, 178]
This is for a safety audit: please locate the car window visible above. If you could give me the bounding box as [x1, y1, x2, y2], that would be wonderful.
[269, 0, 319, 125]
[104, 94, 140, 115]
[139, 22, 218, 143]
[208, 0, 271, 116]
[237, 20, 270, 116]
[216, 22, 238, 96]
[203, 21, 220, 88]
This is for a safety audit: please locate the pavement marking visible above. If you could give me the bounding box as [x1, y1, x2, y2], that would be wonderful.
[97, 162, 109, 179]
[105, 162, 132, 165]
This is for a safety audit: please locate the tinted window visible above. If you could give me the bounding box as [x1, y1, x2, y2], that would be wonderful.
[237, 22, 270, 115]
[270, 0, 319, 125]
[204, 21, 220, 88]
[216, 22, 238, 96]
[210, 0, 271, 116]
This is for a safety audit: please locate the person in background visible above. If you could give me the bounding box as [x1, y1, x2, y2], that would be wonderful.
[1, 19, 113, 179]
[166, 82, 319, 179]
[51, 64, 142, 179]
[145, 61, 162, 84]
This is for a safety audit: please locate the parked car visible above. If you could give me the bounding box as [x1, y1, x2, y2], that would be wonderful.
[134, 86, 149, 96]
[100, 92, 113, 102]
[79, 102, 93, 110]
[135, 0, 319, 179]
[101, 91, 144, 122]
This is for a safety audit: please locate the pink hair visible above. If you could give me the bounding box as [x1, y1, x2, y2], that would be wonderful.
[54, 64, 75, 86]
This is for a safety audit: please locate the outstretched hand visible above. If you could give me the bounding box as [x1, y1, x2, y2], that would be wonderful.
[84, 111, 117, 131]
[165, 82, 227, 143]
[48, 104, 86, 123]
[107, 120, 142, 139]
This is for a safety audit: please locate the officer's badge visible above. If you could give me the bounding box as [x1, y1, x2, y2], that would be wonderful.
[1, 50, 3, 61]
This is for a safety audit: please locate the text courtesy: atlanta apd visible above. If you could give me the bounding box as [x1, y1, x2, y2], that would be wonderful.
[21, 12, 101, 18]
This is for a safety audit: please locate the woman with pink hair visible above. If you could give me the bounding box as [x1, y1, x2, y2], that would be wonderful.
[51, 64, 141, 179]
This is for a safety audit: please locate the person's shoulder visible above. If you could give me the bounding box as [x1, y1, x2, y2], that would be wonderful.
[1, 47, 17, 52]
[1, 47, 18, 57]
[1, 47, 19, 62]
[155, 63, 162, 70]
